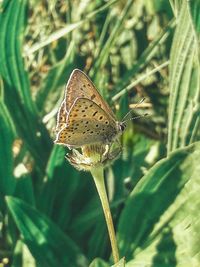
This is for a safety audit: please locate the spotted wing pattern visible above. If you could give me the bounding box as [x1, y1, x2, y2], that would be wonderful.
[55, 98, 118, 147]
[64, 69, 116, 120]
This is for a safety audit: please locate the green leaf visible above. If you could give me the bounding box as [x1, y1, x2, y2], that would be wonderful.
[118, 141, 200, 266]
[168, 0, 182, 16]
[15, 175, 35, 206]
[0, 101, 16, 201]
[89, 257, 125, 267]
[112, 19, 175, 102]
[6, 196, 88, 267]
[11, 240, 36, 267]
[167, 2, 200, 153]
[36, 41, 76, 112]
[111, 258, 125, 267]
[90, 0, 134, 81]
[188, 0, 200, 36]
[89, 258, 109, 267]
[37, 146, 80, 224]
[0, 0, 52, 170]
[88, 218, 109, 259]
[24, 0, 119, 55]
[46, 146, 68, 181]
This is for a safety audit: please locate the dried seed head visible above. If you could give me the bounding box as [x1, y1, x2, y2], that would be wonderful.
[66, 142, 121, 171]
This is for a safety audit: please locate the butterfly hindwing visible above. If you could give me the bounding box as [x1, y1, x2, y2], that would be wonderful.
[55, 98, 118, 147]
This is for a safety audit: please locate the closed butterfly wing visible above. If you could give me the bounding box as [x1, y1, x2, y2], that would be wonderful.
[55, 100, 67, 133]
[64, 69, 116, 120]
[54, 98, 118, 147]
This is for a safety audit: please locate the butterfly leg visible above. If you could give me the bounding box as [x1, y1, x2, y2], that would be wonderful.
[103, 144, 110, 158]
[103, 138, 121, 157]
[67, 145, 73, 150]
[101, 141, 122, 164]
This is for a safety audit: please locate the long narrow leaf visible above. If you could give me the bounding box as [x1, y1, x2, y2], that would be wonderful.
[118, 141, 200, 265]
[0, 101, 16, 201]
[90, 0, 134, 81]
[6, 196, 88, 267]
[167, 2, 200, 153]
[0, 0, 52, 169]
[188, 0, 200, 36]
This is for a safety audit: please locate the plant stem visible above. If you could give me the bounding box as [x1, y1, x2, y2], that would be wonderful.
[90, 166, 119, 264]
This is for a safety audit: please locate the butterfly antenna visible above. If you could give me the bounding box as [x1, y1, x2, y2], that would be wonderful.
[121, 109, 134, 121]
[122, 98, 145, 121]
[122, 113, 148, 124]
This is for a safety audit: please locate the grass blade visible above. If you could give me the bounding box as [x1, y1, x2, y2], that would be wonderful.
[6, 196, 88, 267]
[167, 2, 200, 153]
[0, 0, 52, 169]
[0, 101, 16, 201]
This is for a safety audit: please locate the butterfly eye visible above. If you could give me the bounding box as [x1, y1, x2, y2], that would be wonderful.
[120, 124, 126, 132]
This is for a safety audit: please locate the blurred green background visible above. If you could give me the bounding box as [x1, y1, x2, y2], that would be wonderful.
[0, 0, 200, 266]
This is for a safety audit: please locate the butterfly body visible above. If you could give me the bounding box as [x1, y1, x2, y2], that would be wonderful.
[55, 69, 125, 148]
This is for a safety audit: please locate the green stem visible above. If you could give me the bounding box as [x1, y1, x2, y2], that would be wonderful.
[90, 167, 119, 264]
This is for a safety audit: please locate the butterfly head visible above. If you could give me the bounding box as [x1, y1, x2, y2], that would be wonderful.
[117, 121, 126, 134]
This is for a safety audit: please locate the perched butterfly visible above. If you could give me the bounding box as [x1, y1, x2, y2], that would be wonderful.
[54, 69, 127, 148]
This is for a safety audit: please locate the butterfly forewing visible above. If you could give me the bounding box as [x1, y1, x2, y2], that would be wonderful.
[64, 69, 116, 120]
[55, 100, 67, 133]
[55, 98, 118, 147]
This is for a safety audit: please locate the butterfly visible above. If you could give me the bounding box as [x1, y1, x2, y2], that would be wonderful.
[54, 69, 126, 148]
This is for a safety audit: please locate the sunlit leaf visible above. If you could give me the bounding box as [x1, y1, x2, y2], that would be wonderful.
[118, 142, 200, 266]
[168, 2, 200, 153]
[6, 197, 88, 267]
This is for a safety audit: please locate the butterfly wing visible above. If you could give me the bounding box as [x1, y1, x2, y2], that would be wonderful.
[55, 100, 67, 133]
[64, 69, 116, 120]
[54, 98, 118, 147]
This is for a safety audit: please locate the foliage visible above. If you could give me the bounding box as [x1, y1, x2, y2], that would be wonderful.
[0, 0, 199, 266]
